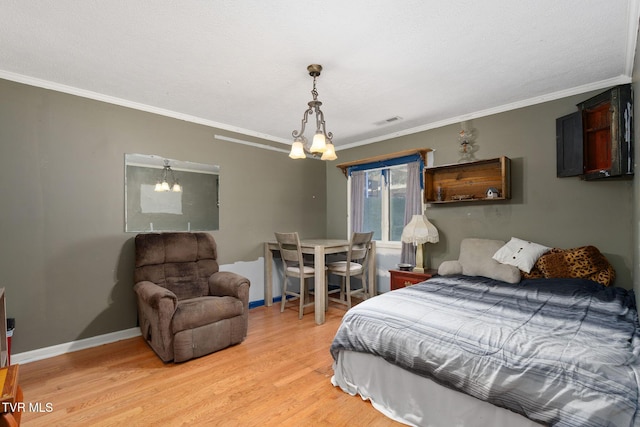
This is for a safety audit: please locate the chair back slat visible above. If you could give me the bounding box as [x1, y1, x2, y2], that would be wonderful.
[274, 232, 304, 267]
[348, 232, 374, 264]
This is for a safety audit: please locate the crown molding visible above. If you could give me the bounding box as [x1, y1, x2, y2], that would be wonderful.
[0, 70, 292, 145]
[1, 70, 632, 155]
[341, 75, 632, 150]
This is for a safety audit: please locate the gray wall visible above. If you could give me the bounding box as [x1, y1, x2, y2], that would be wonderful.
[327, 92, 634, 290]
[0, 79, 327, 353]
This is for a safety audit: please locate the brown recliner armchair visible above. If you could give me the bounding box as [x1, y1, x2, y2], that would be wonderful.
[133, 232, 250, 362]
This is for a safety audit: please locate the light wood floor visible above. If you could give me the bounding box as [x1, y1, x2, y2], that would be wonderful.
[18, 303, 401, 426]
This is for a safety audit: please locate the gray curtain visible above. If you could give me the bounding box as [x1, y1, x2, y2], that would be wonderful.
[400, 161, 422, 265]
[350, 171, 366, 233]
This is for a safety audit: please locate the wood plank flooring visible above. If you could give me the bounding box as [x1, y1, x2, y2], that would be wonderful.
[18, 304, 401, 426]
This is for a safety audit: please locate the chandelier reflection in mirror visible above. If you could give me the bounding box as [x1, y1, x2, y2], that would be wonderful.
[154, 160, 182, 192]
[289, 64, 337, 161]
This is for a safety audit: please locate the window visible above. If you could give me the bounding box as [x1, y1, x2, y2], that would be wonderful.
[343, 149, 433, 246]
[362, 165, 408, 242]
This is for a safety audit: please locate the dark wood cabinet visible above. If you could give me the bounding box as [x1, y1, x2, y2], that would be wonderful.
[556, 84, 633, 180]
[556, 111, 583, 177]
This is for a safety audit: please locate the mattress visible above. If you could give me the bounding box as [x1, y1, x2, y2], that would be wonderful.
[330, 275, 640, 426]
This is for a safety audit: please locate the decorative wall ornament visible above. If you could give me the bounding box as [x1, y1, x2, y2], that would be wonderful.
[457, 121, 479, 162]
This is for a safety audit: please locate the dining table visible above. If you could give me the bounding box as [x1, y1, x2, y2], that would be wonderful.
[264, 238, 376, 325]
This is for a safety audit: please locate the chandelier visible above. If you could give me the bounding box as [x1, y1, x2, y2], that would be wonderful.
[289, 64, 337, 161]
[154, 160, 182, 192]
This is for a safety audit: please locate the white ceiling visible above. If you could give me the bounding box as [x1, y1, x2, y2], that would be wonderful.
[2, 1, 639, 152]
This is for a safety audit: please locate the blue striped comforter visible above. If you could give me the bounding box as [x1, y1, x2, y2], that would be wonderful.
[330, 275, 640, 426]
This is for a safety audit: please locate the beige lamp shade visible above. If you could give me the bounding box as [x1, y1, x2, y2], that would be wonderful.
[289, 140, 306, 159]
[309, 130, 327, 153]
[321, 141, 337, 160]
[401, 214, 439, 245]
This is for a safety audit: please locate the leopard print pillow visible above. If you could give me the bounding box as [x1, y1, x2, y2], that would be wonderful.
[522, 248, 561, 280]
[522, 246, 615, 287]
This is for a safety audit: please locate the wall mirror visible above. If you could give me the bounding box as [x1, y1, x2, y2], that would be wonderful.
[125, 153, 220, 232]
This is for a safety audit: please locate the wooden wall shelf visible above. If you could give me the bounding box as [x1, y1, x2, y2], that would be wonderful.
[424, 157, 511, 204]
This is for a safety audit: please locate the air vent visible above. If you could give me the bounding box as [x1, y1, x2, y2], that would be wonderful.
[374, 116, 403, 126]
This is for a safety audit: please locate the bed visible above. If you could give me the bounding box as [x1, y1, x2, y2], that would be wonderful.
[330, 239, 640, 427]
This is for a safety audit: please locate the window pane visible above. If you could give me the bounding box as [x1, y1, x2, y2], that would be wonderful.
[363, 170, 382, 240]
[389, 166, 407, 241]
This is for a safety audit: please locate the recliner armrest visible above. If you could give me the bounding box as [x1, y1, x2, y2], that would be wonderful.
[209, 272, 250, 307]
[133, 280, 178, 362]
[133, 281, 178, 311]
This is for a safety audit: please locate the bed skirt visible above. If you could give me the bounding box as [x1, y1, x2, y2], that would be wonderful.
[332, 350, 545, 427]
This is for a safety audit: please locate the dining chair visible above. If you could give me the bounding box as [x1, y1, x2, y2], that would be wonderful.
[274, 232, 322, 319]
[327, 231, 374, 309]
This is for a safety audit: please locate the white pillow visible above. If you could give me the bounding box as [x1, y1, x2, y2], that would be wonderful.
[492, 237, 550, 273]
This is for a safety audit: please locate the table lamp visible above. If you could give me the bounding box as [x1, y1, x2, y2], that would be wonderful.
[401, 214, 439, 273]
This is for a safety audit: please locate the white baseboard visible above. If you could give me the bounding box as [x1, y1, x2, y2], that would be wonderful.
[12, 328, 141, 365]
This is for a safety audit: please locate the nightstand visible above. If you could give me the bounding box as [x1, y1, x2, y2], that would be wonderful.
[390, 269, 438, 290]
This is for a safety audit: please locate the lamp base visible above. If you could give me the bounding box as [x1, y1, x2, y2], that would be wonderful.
[413, 243, 426, 273]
